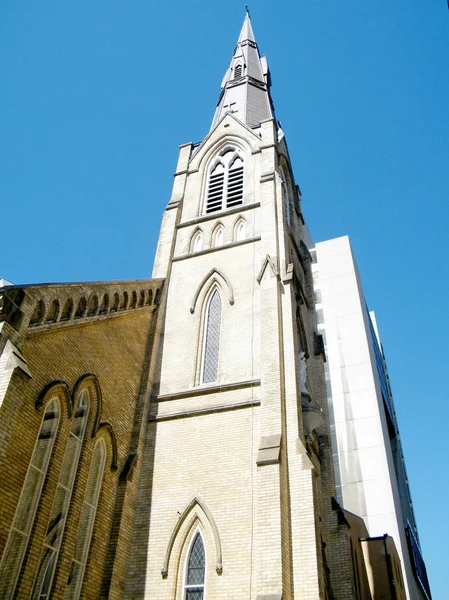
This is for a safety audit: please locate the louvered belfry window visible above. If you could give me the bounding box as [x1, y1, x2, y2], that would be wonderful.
[202, 289, 222, 384]
[206, 149, 244, 214]
[234, 63, 242, 79]
[184, 532, 206, 599]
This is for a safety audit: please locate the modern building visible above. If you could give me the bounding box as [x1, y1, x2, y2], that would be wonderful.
[311, 235, 431, 600]
[0, 13, 430, 600]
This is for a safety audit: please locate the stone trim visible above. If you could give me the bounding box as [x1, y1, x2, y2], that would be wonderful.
[149, 399, 261, 422]
[153, 378, 260, 401]
[257, 255, 279, 284]
[173, 236, 261, 263]
[161, 496, 223, 579]
[177, 202, 260, 229]
[190, 268, 234, 314]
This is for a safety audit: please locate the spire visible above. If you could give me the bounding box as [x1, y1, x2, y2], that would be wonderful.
[211, 13, 275, 130]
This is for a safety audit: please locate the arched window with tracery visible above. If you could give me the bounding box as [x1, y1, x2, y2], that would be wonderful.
[32, 390, 90, 600]
[184, 531, 206, 600]
[0, 398, 60, 599]
[201, 288, 222, 384]
[64, 439, 106, 600]
[206, 148, 244, 214]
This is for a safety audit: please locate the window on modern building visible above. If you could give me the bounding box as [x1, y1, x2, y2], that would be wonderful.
[234, 63, 242, 79]
[310, 249, 317, 264]
[32, 391, 90, 600]
[64, 439, 106, 600]
[314, 289, 322, 304]
[235, 219, 246, 242]
[206, 148, 244, 214]
[212, 226, 224, 248]
[0, 398, 60, 600]
[184, 531, 206, 600]
[201, 288, 222, 384]
[191, 230, 203, 253]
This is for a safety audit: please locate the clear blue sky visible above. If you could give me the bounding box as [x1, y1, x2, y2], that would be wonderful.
[1, 1, 447, 596]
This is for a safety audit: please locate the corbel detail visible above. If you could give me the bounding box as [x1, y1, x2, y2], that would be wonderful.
[257, 433, 282, 466]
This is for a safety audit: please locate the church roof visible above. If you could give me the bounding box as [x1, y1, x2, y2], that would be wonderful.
[211, 13, 275, 131]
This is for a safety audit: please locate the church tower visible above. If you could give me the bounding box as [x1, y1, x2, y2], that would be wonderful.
[127, 14, 345, 600]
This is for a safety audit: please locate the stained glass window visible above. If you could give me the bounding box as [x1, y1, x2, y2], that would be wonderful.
[185, 532, 205, 599]
[201, 289, 221, 384]
[0, 399, 60, 599]
[32, 391, 90, 600]
[64, 439, 106, 600]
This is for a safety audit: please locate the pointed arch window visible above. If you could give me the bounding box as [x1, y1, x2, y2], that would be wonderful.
[212, 225, 224, 248]
[234, 62, 243, 79]
[32, 391, 90, 600]
[0, 399, 60, 599]
[184, 531, 206, 600]
[191, 230, 203, 253]
[201, 288, 222, 384]
[206, 148, 244, 214]
[235, 219, 246, 242]
[64, 439, 106, 600]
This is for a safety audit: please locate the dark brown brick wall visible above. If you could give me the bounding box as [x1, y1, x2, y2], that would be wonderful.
[0, 280, 162, 599]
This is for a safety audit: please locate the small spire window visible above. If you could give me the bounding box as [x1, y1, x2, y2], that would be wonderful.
[206, 148, 244, 214]
[184, 531, 206, 599]
[234, 63, 243, 79]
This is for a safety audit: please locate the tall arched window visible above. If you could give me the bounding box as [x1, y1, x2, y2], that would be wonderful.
[201, 288, 222, 384]
[0, 399, 60, 599]
[64, 439, 106, 600]
[184, 531, 206, 600]
[32, 391, 90, 600]
[234, 62, 243, 79]
[206, 148, 244, 214]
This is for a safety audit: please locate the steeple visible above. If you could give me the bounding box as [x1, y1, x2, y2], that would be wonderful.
[211, 13, 275, 130]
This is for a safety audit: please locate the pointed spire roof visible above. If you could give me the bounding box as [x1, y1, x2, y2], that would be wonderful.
[211, 14, 275, 131]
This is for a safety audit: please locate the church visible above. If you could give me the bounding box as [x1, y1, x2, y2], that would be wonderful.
[0, 13, 429, 600]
